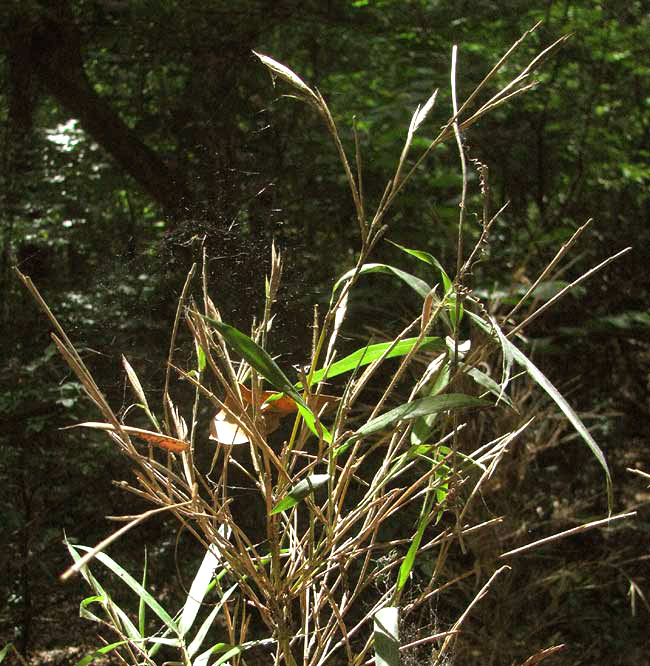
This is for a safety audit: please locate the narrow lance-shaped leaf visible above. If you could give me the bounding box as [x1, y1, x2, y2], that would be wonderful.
[204, 317, 331, 443]
[187, 583, 238, 659]
[138, 550, 148, 638]
[71, 545, 179, 634]
[67, 543, 141, 641]
[487, 313, 514, 404]
[300, 336, 444, 388]
[179, 545, 221, 637]
[194, 637, 275, 666]
[467, 310, 613, 510]
[374, 607, 400, 666]
[352, 393, 490, 440]
[196, 344, 207, 373]
[464, 364, 515, 408]
[205, 318, 297, 395]
[271, 474, 330, 515]
[333, 263, 431, 299]
[183, 524, 231, 648]
[68, 422, 189, 453]
[194, 643, 241, 666]
[74, 641, 130, 666]
[398, 516, 427, 592]
[387, 240, 452, 293]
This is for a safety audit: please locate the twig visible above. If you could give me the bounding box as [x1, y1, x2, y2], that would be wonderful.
[436, 565, 511, 662]
[507, 246, 632, 339]
[61, 501, 192, 581]
[164, 263, 196, 432]
[500, 511, 637, 558]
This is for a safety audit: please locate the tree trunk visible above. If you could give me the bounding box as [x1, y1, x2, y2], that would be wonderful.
[13, 2, 192, 217]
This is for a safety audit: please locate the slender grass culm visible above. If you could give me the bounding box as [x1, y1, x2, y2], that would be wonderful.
[15, 23, 633, 666]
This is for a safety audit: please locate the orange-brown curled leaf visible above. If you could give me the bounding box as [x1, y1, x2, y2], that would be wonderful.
[208, 383, 339, 445]
[238, 384, 297, 415]
[69, 422, 189, 453]
[238, 382, 339, 414]
[209, 409, 282, 445]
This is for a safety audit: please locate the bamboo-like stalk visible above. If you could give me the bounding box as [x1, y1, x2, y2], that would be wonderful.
[16, 25, 628, 666]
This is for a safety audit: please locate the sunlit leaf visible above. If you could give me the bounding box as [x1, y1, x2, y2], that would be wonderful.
[71, 546, 179, 634]
[188, 583, 238, 658]
[67, 541, 141, 641]
[387, 240, 452, 293]
[206, 318, 298, 396]
[180, 545, 221, 637]
[205, 317, 332, 443]
[270, 474, 330, 515]
[302, 336, 444, 387]
[253, 51, 317, 101]
[197, 344, 207, 372]
[74, 641, 130, 666]
[194, 642, 243, 666]
[352, 394, 490, 439]
[467, 310, 613, 510]
[209, 409, 280, 445]
[333, 263, 431, 299]
[69, 422, 189, 453]
[464, 365, 514, 408]
[374, 607, 400, 666]
[122, 355, 149, 408]
[412, 89, 438, 132]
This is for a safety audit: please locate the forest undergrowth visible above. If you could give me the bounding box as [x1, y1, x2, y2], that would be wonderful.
[5, 24, 646, 666]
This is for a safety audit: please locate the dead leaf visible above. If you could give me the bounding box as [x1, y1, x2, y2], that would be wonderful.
[69, 422, 189, 453]
[209, 383, 339, 444]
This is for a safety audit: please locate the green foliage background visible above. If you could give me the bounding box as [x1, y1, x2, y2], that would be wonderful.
[1, 1, 648, 663]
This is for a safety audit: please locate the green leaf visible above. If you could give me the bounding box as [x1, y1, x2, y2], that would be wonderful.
[374, 607, 400, 666]
[271, 474, 330, 515]
[67, 541, 141, 641]
[205, 317, 331, 443]
[72, 545, 179, 634]
[213, 645, 244, 666]
[294, 402, 333, 444]
[352, 394, 490, 439]
[467, 311, 613, 510]
[447, 294, 464, 328]
[0, 643, 12, 663]
[333, 263, 431, 298]
[206, 318, 297, 395]
[74, 642, 130, 666]
[197, 344, 207, 372]
[464, 365, 514, 408]
[387, 240, 452, 293]
[302, 336, 444, 387]
[188, 583, 238, 658]
[194, 642, 242, 666]
[397, 518, 427, 590]
[79, 595, 107, 625]
[138, 550, 147, 638]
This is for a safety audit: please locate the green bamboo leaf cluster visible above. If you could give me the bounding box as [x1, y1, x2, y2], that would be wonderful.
[66, 540, 244, 666]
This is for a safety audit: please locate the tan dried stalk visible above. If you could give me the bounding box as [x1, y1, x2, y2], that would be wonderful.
[17, 24, 630, 666]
